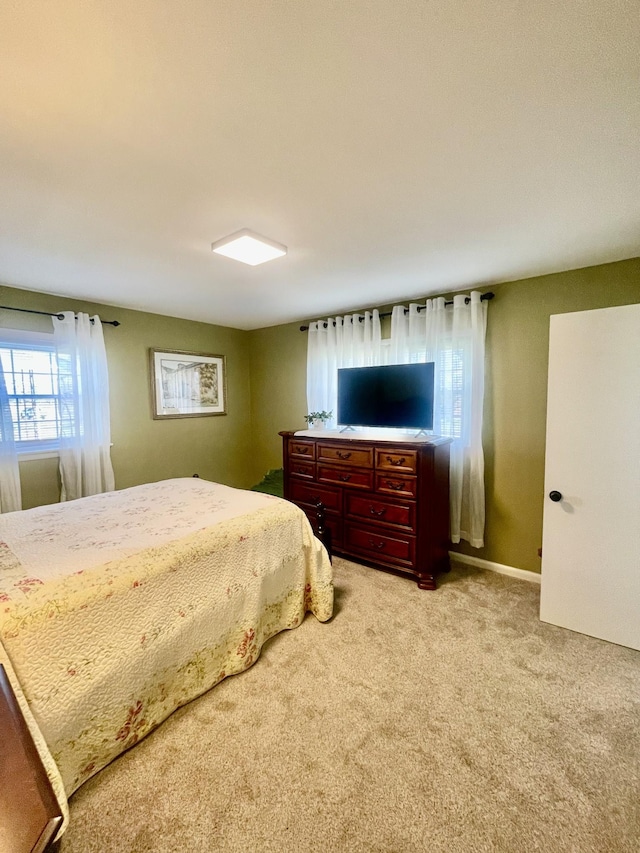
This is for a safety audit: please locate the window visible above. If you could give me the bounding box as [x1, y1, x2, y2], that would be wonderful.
[0, 330, 61, 454]
[403, 345, 465, 441]
[436, 347, 465, 441]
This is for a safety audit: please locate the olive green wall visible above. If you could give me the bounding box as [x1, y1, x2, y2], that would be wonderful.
[247, 257, 640, 574]
[247, 320, 309, 485]
[0, 284, 253, 509]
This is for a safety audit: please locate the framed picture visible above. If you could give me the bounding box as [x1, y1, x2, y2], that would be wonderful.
[149, 349, 227, 419]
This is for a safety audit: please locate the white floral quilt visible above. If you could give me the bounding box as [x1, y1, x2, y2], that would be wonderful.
[0, 478, 333, 836]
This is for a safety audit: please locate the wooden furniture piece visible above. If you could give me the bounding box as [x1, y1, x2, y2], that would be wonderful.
[0, 664, 63, 853]
[280, 431, 451, 589]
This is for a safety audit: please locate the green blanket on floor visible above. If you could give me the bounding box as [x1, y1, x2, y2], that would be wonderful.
[250, 468, 284, 498]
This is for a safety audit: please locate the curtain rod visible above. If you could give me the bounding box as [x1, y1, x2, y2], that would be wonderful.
[298, 291, 494, 332]
[0, 305, 121, 327]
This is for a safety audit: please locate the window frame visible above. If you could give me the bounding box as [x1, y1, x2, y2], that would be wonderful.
[0, 328, 61, 459]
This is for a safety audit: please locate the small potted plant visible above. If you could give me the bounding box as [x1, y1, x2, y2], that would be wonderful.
[304, 410, 333, 430]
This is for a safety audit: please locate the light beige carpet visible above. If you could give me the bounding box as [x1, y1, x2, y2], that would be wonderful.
[57, 559, 640, 853]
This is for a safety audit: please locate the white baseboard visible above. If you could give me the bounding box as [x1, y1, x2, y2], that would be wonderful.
[449, 551, 541, 585]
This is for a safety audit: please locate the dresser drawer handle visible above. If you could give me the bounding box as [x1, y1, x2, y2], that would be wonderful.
[339, 474, 352, 482]
[368, 538, 386, 550]
[384, 481, 404, 491]
[369, 506, 386, 517]
[337, 450, 352, 460]
[387, 455, 406, 466]
[294, 466, 308, 475]
[294, 446, 309, 454]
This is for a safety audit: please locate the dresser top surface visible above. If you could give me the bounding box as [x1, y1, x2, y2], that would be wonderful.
[282, 430, 452, 447]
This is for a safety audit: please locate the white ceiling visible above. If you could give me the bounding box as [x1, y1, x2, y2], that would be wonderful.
[1, 1, 639, 330]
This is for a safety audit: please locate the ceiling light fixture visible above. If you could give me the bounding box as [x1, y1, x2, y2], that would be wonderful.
[211, 229, 287, 266]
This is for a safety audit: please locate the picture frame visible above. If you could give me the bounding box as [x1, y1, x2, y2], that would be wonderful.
[149, 349, 227, 419]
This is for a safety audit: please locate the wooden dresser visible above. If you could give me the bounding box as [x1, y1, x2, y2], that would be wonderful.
[280, 431, 451, 589]
[0, 664, 63, 853]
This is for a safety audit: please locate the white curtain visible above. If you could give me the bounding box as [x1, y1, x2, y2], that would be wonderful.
[0, 359, 22, 512]
[390, 292, 487, 547]
[52, 312, 115, 501]
[307, 311, 383, 426]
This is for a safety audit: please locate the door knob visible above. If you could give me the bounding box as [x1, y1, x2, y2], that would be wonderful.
[549, 490, 563, 502]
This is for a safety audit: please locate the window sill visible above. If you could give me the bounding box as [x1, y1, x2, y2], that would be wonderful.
[18, 451, 59, 462]
[18, 443, 114, 462]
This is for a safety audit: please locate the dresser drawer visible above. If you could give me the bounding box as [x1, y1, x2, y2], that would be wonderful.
[345, 523, 416, 568]
[289, 439, 316, 460]
[375, 448, 418, 475]
[318, 465, 374, 491]
[375, 473, 417, 499]
[289, 480, 342, 513]
[317, 443, 373, 468]
[346, 493, 416, 532]
[289, 459, 316, 479]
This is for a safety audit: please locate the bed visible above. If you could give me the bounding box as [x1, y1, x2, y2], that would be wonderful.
[0, 477, 333, 837]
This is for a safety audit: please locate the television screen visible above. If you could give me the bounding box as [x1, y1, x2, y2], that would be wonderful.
[337, 362, 435, 430]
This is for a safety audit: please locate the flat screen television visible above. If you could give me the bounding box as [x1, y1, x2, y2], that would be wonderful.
[337, 362, 435, 430]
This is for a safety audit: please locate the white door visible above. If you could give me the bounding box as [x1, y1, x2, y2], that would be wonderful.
[540, 303, 640, 650]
